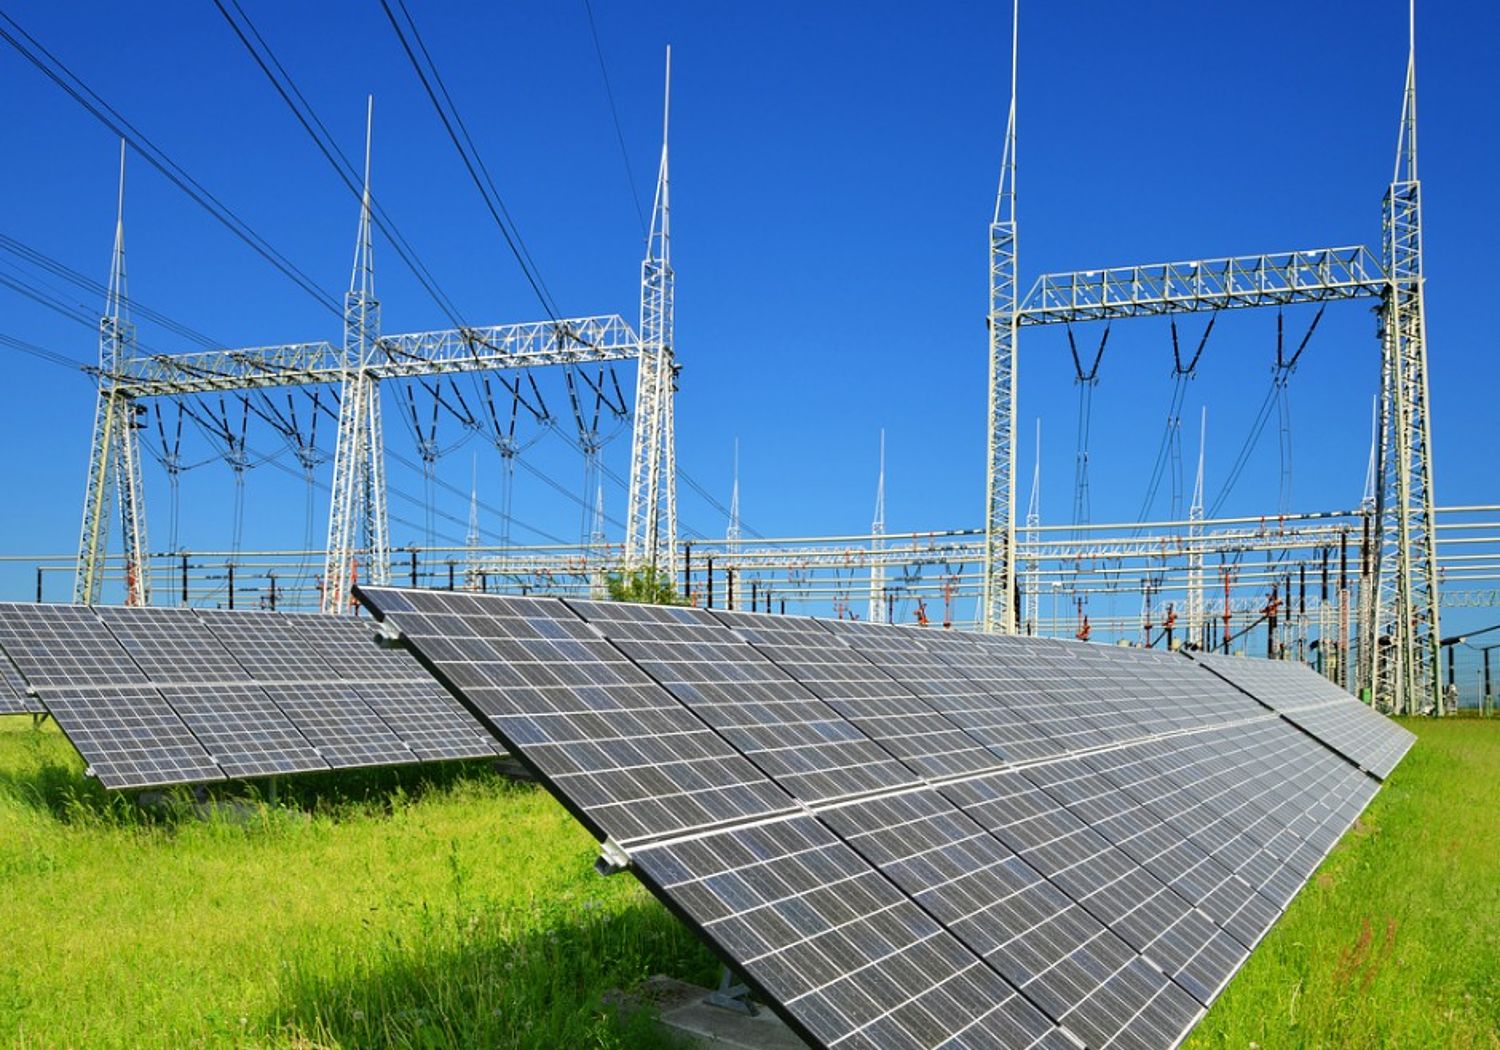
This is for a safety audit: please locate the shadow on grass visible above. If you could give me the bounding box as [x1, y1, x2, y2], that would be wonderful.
[262, 892, 717, 1050]
[0, 723, 506, 829]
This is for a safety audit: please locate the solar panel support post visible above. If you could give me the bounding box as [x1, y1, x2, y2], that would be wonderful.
[705, 557, 714, 609]
[34, 567, 42, 604]
[704, 967, 757, 1017]
[227, 563, 235, 610]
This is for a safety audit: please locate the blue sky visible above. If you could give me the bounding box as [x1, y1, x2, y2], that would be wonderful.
[0, 1, 1495, 609]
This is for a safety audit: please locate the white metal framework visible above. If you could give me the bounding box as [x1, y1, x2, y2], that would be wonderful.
[979, 3, 1442, 713]
[980, 1, 1020, 634]
[1366, 12, 1443, 714]
[623, 47, 678, 581]
[322, 99, 391, 612]
[76, 143, 151, 607]
[75, 74, 678, 613]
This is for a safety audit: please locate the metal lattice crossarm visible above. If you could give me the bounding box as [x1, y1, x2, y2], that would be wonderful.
[113, 315, 641, 397]
[1017, 246, 1386, 325]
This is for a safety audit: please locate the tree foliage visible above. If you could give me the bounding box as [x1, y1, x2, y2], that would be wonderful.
[604, 566, 687, 606]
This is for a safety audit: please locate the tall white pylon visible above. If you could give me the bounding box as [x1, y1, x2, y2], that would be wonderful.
[322, 96, 391, 613]
[1024, 420, 1041, 634]
[981, 0, 1020, 633]
[867, 430, 887, 623]
[1366, 0, 1442, 714]
[624, 46, 678, 583]
[76, 141, 151, 606]
[727, 439, 742, 543]
[1186, 408, 1207, 645]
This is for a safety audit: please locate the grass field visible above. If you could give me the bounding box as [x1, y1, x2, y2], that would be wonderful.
[0, 716, 1494, 1049]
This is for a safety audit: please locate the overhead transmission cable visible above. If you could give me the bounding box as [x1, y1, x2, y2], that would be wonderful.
[0, 7, 340, 316]
[378, 0, 561, 321]
[581, 0, 647, 236]
[1209, 305, 1324, 516]
[1134, 312, 1216, 525]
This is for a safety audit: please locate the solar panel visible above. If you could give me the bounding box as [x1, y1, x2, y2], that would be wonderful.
[33, 686, 225, 789]
[0, 602, 504, 788]
[630, 814, 1077, 1050]
[157, 683, 327, 779]
[0, 602, 150, 689]
[356, 588, 1405, 1050]
[356, 587, 797, 843]
[96, 606, 257, 684]
[822, 620, 1062, 763]
[939, 768, 1244, 1007]
[197, 607, 497, 764]
[711, 610, 1000, 778]
[820, 789, 1207, 1046]
[566, 600, 920, 803]
[1188, 651, 1415, 778]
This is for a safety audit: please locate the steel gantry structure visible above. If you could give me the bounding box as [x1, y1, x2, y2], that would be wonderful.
[980, 2, 1442, 714]
[75, 64, 678, 615]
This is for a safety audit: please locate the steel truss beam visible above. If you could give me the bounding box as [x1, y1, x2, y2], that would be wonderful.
[112, 315, 640, 396]
[1017, 246, 1385, 325]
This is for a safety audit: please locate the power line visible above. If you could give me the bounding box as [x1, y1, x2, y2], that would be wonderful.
[211, 0, 469, 329]
[581, 0, 647, 236]
[378, 0, 562, 321]
[0, 8, 341, 316]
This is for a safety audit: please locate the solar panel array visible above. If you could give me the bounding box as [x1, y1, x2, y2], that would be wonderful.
[357, 586, 1409, 1050]
[0, 602, 497, 789]
[1187, 650, 1415, 779]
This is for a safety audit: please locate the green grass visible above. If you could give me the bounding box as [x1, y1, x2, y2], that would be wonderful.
[1186, 719, 1500, 1049]
[0, 717, 1495, 1049]
[0, 722, 713, 1049]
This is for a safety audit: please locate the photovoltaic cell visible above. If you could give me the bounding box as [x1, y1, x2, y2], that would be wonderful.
[567, 600, 920, 803]
[35, 685, 224, 789]
[631, 815, 1076, 1050]
[157, 683, 327, 778]
[356, 587, 796, 843]
[1189, 651, 1415, 778]
[197, 607, 497, 764]
[940, 767, 1236, 1014]
[96, 606, 256, 684]
[258, 682, 415, 770]
[712, 610, 1000, 778]
[0, 602, 150, 689]
[822, 620, 1056, 764]
[820, 789, 1206, 1048]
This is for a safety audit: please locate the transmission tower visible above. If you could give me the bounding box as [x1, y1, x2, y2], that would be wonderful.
[1367, 0, 1442, 714]
[1024, 419, 1041, 635]
[1186, 408, 1206, 646]
[76, 141, 151, 607]
[323, 98, 391, 612]
[981, 1, 1020, 633]
[624, 46, 678, 581]
[727, 438, 741, 543]
[868, 430, 887, 623]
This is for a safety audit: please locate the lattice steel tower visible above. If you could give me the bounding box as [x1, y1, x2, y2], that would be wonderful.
[323, 98, 391, 613]
[75, 142, 151, 607]
[981, 2, 1020, 633]
[624, 47, 679, 581]
[1366, 2, 1442, 714]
